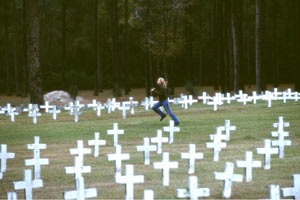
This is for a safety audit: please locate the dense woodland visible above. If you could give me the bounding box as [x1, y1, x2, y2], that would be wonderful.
[0, 0, 299, 104]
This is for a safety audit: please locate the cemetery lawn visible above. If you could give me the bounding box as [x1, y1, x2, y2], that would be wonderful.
[0, 100, 300, 199]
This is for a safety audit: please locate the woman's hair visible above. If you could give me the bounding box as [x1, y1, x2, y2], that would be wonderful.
[158, 77, 167, 88]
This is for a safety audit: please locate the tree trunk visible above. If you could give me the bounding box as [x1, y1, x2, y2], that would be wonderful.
[231, 0, 242, 94]
[27, 0, 43, 104]
[296, 0, 300, 91]
[12, 0, 21, 96]
[22, 0, 29, 97]
[272, 0, 279, 87]
[255, 0, 262, 94]
[61, 0, 67, 90]
[94, 0, 103, 95]
[4, 1, 12, 96]
[111, 0, 120, 92]
[124, 0, 130, 95]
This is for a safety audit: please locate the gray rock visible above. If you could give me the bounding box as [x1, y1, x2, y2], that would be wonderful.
[44, 91, 72, 103]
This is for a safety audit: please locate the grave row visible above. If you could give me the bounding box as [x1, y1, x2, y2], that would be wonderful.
[1, 116, 297, 199]
[1, 88, 299, 123]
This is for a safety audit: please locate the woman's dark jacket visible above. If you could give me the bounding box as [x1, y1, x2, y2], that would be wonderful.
[152, 85, 169, 101]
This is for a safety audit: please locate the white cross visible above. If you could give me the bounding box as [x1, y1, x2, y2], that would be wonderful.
[110, 98, 121, 112]
[13, 169, 43, 200]
[207, 95, 223, 111]
[0, 144, 15, 173]
[236, 151, 261, 182]
[267, 185, 281, 200]
[7, 192, 17, 200]
[23, 104, 33, 116]
[126, 97, 138, 115]
[25, 136, 49, 179]
[177, 176, 210, 200]
[272, 88, 282, 100]
[150, 130, 168, 154]
[65, 156, 91, 179]
[105, 99, 112, 114]
[88, 132, 106, 157]
[88, 100, 104, 117]
[107, 145, 130, 177]
[149, 96, 158, 108]
[64, 176, 97, 200]
[251, 91, 261, 104]
[141, 97, 150, 111]
[163, 120, 180, 144]
[179, 95, 189, 109]
[116, 165, 144, 200]
[206, 132, 227, 161]
[107, 123, 124, 147]
[48, 105, 61, 120]
[136, 138, 157, 165]
[143, 190, 154, 200]
[6, 106, 18, 123]
[264, 91, 276, 108]
[198, 92, 211, 104]
[223, 93, 236, 104]
[70, 140, 91, 163]
[28, 104, 41, 124]
[187, 95, 198, 106]
[153, 152, 178, 186]
[209, 127, 227, 141]
[219, 120, 236, 141]
[237, 93, 249, 105]
[214, 162, 243, 198]
[256, 139, 278, 170]
[119, 102, 130, 119]
[282, 174, 300, 200]
[70, 100, 83, 123]
[181, 144, 203, 174]
[273, 116, 289, 132]
[271, 132, 291, 159]
[40, 101, 53, 113]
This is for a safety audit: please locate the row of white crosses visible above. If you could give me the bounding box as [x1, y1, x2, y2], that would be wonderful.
[11, 136, 49, 200]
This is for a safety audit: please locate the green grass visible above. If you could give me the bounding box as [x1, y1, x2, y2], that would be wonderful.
[0, 100, 300, 199]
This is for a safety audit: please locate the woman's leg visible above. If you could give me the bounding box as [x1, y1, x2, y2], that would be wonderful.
[152, 101, 166, 117]
[162, 100, 180, 125]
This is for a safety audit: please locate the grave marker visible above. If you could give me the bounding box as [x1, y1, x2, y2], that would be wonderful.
[116, 165, 144, 200]
[197, 92, 211, 104]
[13, 169, 43, 200]
[153, 152, 178, 186]
[0, 144, 15, 173]
[281, 174, 300, 200]
[236, 151, 261, 182]
[70, 140, 91, 163]
[150, 130, 168, 154]
[64, 176, 97, 200]
[177, 176, 210, 200]
[7, 192, 17, 200]
[107, 145, 130, 177]
[267, 185, 281, 200]
[28, 104, 41, 124]
[206, 133, 227, 161]
[163, 120, 180, 144]
[143, 190, 154, 200]
[219, 120, 236, 141]
[40, 101, 53, 113]
[256, 139, 278, 170]
[136, 138, 157, 165]
[25, 136, 49, 179]
[107, 123, 124, 147]
[88, 132, 106, 157]
[48, 105, 61, 120]
[181, 144, 203, 174]
[119, 102, 130, 119]
[214, 162, 243, 198]
[207, 95, 223, 111]
[65, 156, 91, 179]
